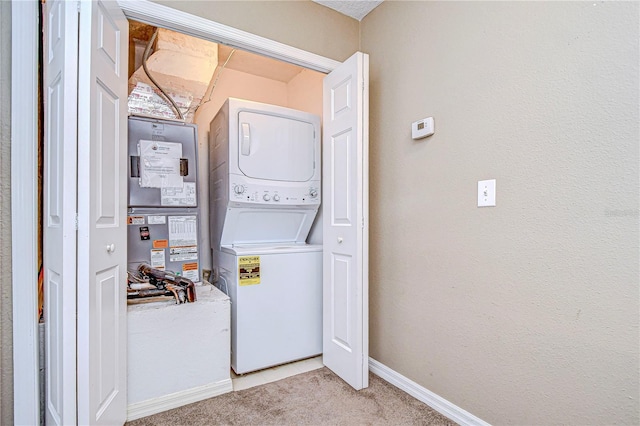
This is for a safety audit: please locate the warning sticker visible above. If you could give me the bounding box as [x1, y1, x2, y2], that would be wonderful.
[153, 239, 169, 249]
[169, 247, 198, 262]
[182, 262, 199, 282]
[128, 216, 145, 225]
[239, 256, 260, 286]
[150, 249, 166, 269]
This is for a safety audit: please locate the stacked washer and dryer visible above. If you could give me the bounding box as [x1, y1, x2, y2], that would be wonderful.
[209, 98, 323, 374]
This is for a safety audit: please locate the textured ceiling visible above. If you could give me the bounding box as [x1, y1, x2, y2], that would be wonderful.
[313, 0, 383, 21]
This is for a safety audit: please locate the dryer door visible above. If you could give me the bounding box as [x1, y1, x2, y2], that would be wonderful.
[237, 112, 316, 182]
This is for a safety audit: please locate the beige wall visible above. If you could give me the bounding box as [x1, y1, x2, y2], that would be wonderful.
[287, 69, 323, 120]
[0, 1, 13, 424]
[151, 0, 359, 62]
[361, 1, 639, 424]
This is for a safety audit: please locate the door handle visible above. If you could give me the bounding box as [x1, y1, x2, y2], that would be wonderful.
[337, 237, 343, 244]
[241, 123, 251, 156]
[106, 243, 115, 253]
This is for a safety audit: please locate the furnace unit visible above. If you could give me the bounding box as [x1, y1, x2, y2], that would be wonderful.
[127, 116, 201, 283]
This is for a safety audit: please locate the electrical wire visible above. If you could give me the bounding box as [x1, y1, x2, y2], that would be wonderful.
[194, 48, 237, 116]
[207, 48, 236, 103]
[142, 28, 184, 120]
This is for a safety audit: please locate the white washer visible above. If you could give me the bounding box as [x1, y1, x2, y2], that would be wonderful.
[218, 244, 322, 374]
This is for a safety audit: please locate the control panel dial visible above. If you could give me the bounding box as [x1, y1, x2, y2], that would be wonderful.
[229, 181, 320, 205]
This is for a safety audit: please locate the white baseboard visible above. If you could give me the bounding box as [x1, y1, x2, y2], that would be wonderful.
[369, 358, 490, 426]
[127, 378, 233, 421]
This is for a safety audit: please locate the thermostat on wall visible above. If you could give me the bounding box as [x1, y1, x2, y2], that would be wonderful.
[412, 117, 435, 140]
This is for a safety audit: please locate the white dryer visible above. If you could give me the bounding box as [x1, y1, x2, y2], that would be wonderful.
[209, 98, 322, 374]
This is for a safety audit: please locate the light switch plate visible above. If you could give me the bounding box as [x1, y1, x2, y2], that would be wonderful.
[478, 179, 496, 207]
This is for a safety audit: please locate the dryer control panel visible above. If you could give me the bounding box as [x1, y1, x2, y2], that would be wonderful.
[230, 181, 320, 206]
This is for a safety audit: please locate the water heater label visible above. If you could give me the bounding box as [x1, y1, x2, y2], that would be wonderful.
[239, 256, 260, 286]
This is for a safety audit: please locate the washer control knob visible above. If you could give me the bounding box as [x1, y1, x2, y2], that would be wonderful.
[263, 194, 271, 201]
[233, 185, 245, 195]
[309, 188, 318, 198]
[273, 194, 280, 202]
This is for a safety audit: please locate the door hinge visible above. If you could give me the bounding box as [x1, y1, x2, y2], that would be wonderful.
[77, 1, 81, 12]
[74, 212, 79, 231]
[362, 217, 365, 228]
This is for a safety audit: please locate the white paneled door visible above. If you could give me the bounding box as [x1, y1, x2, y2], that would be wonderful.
[44, 1, 128, 424]
[44, 1, 80, 423]
[76, 1, 128, 424]
[322, 52, 370, 390]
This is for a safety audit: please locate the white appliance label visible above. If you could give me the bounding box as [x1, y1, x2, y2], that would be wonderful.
[161, 182, 196, 206]
[169, 247, 198, 262]
[147, 215, 166, 225]
[150, 249, 166, 269]
[182, 270, 198, 282]
[138, 140, 183, 189]
[168, 215, 198, 262]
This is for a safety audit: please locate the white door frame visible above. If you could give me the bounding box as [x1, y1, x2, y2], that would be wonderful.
[117, 0, 341, 73]
[12, 0, 352, 422]
[11, 1, 40, 424]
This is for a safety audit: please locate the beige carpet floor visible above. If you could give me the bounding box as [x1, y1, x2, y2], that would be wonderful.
[127, 367, 457, 425]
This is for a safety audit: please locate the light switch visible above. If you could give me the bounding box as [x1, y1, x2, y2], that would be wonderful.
[478, 179, 496, 207]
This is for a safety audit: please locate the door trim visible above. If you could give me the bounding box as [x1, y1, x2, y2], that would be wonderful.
[11, 1, 40, 424]
[117, 0, 342, 73]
